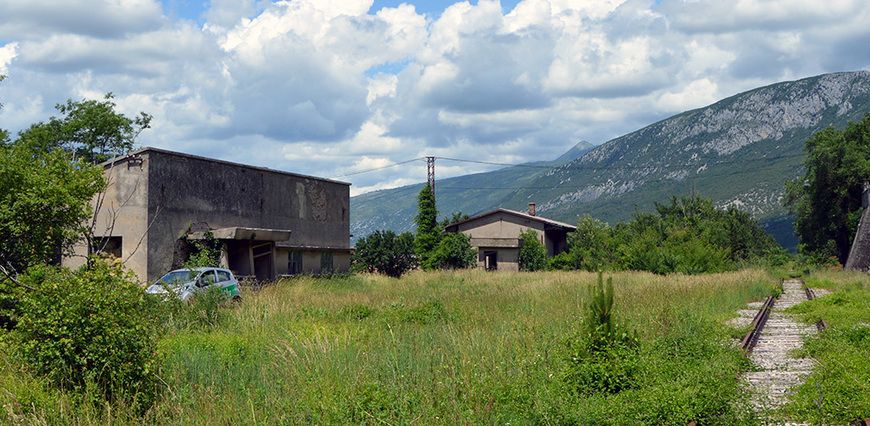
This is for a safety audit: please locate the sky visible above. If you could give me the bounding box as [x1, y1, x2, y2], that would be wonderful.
[1, 0, 869, 196]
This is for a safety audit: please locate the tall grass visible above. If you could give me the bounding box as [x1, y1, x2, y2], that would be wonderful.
[783, 269, 870, 424]
[1, 269, 776, 424]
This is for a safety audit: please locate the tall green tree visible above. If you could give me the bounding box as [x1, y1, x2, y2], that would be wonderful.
[0, 141, 104, 275]
[785, 114, 870, 263]
[568, 215, 616, 271]
[415, 184, 440, 269]
[16, 93, 151, 164]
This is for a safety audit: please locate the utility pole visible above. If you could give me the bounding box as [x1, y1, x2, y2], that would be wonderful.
[426, 156, 436, 195]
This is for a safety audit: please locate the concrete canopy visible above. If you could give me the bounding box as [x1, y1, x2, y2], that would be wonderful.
[188, 227, 292, 242]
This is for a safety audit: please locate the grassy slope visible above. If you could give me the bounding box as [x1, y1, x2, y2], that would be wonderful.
[2, 269, 778, 424]
[784, 269, 870, 424]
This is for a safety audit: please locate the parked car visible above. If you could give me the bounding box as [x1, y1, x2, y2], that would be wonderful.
[145, 267, 241, 301]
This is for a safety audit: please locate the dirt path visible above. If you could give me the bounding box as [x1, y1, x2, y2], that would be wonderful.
[743, 279, 818, 421]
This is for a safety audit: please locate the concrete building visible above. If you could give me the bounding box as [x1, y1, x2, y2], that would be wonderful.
[444, 203, 575, 271]
[845, 182, 870, 272]
[63, 147, 351, 283]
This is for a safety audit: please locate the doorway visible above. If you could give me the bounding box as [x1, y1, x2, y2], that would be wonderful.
[484, 251, 498, 271]
[252, 242, 275, 281]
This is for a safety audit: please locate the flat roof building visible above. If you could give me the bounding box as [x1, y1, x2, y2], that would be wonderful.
[63, 147, 351, 283]
[445, 203, 575, 271]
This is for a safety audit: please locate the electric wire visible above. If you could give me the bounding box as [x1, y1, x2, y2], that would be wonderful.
[331, 157, 424, 178]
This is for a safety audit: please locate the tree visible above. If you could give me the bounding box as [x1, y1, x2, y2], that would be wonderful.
[439, 211, 470, 229]
[568, 215, 616, 271]
[785, 114, 870, 263]
[518, 229, 547, 271]
[415, 184, 440, 268]
[0, 141, 104, 275]
[352, 230, 417, 278]
[16, 93, 151, 164]
[430, 232, 476, 269]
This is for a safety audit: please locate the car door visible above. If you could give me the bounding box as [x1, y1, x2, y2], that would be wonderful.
[197, 269, 218, 292]
[215, 269, 240, 298]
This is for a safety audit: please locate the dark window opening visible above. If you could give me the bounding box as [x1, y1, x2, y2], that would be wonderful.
[320, 252, 333, 274]
[484, 251, 497, 271]
[92, 236, 122, 259]
[288, 251, 303, 275]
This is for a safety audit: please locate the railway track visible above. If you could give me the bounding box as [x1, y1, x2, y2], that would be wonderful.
[742, 279, 817, 412]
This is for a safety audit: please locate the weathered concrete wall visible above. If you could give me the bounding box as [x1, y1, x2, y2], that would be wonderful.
[143, 150, 350, 282]
[275, 249, 350, 275]
[477, 248, 519, 271]
[456, 212, 546, 242]
[63, 158, 150, 281]
[845, 208, 870, 272]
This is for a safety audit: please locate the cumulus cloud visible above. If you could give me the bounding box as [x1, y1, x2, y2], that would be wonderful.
[0, 0, 869, 195]
[0, 43, 17, 74]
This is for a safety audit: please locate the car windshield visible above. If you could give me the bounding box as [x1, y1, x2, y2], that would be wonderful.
[157, 270, 199, 287]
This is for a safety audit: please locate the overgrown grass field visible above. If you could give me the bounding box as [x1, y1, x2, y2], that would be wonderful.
[3, 269, 779, 424]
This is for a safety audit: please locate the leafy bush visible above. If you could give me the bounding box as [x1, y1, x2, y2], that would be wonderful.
[518, 230, 547, 271]
[548, 251, 575, 270]
[14, 260, 162, 407]
[430, 232, 476, 269]
[183, 231, 222, 269]
[352, 230, 417, 278]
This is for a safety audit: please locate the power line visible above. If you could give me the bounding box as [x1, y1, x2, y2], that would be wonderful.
[331, 157, 423, 178]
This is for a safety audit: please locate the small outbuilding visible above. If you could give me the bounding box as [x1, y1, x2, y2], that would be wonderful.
[444, 203, 575, 271]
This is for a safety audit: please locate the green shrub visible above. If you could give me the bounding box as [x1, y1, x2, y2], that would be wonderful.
[518, 230, 547, 272]
[548, 251, 575, 270]
[14, 260, 162, 407]
[430, 232, 476, 269]
[183, 231, 222, 269]
[352, 230, 417, 278]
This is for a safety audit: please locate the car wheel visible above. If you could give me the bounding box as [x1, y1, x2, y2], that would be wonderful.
[232, 295, 242, 303]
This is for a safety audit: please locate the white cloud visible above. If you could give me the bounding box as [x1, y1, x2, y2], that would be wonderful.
[0, 0, 869, 196]
[0, 0, 163, 39]
[0, 43, 18, 74]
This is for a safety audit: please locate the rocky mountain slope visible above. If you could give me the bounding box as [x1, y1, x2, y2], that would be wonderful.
[351, 71, 870, 247]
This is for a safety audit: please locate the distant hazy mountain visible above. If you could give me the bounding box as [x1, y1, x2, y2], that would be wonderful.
[351, 71, 870, 248]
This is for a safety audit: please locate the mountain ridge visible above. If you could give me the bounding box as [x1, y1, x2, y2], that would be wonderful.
[351, 71, 870, 247]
